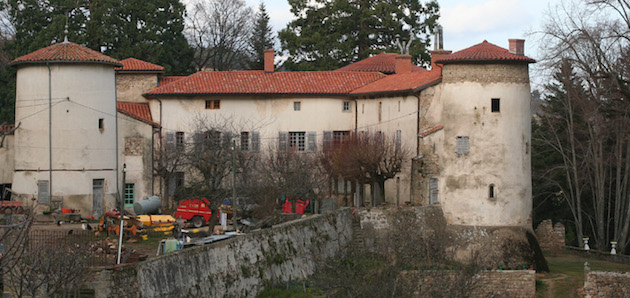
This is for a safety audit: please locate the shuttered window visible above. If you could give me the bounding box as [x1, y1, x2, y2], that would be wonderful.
[456, 136, 469, 155]
[429, 178, 438, 204]
[307, 131, 317, 152]
[251, 132, 260, 152]
[240, 132, 249, 151]
[38, 180, 50, 205]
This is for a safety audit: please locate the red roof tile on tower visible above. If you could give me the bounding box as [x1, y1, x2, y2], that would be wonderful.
[335, 52, 426, 74]
[419, 125, 444, 138]
[9, 41, 122, 67]
[434, 40, 535, 64]
[350, 69, 442, 96]
[116, 58, 164, 73]
[143, 71, 385, 96]
[159, 76, 185, 86]
[117, 102, 160, 127]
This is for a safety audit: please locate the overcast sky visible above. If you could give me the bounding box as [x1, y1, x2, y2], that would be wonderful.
[244, 0, 557, 61]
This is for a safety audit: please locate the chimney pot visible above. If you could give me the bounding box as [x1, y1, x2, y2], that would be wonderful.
[264, 49, 275, 72]
[508, 39, 525, 56]
[395, 55, 412, 74]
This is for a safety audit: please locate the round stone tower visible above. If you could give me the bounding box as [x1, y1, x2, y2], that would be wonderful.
[434, 40, 535, 227]
[9, 41, 122, 217]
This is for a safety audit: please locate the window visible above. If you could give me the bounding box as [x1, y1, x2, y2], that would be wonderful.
[456, 136, 469, 155]
[362, 104, 365, 114]
[343, 101, 351, 112]
[398, 100, 401, 112]
[38, 180, 50, 205]
[176, 132, 185, 149]
[289, 132, 306, 151]
[333, 131, 349, 145]
[124, 183, 135, 206]
[175, 172, 185, 190]
[294, 101, 301, 111]
[205, 100, 220, 109]
[98, 118, 104, 131]
[241, 132, 250, 151]
[378, 102, 382, 122]
[526, 142, 529, 154]
[489, 184, 496, 199]
[491, 98, 500, 112]
[396, 130, 402, 150]
[429, 178, 438, 204]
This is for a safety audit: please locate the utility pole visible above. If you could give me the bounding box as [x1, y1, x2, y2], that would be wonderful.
[116, 163, 126, 264]
[231, 140, 237, 231]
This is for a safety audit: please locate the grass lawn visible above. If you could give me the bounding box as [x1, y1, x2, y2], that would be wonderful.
[536, 250, 630, 297]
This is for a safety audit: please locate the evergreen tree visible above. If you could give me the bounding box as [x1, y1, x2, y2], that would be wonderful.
[246, 2, 275, 70]
[279, 0, 440, 70]
[7, 0, 193, 74]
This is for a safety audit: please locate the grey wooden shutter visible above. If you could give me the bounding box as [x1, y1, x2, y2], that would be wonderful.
[396, 130, 402, 150]
[323, 131, 332, 149]
[166, 131, 175, 152]
[278, 132, 288, 151]
[456, 136, 469, 155]
[251, 131, 260, 152]
[429, 178, 438, 204]
[307, 131, 317, 152]
[38, 180, 50, 205]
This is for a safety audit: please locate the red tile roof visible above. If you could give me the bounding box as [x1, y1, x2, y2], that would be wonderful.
[350, 69, 442, 96]
[335, 52, 426, 74]
[419, 125, 444, 138]
[117, 102, 160, 127]
[144, 71, 385, 96]
[116, 58, 164, 73]
[159, 76, 185, 86]
[9, 41, 122, 67]
[435, 41, 535, 64]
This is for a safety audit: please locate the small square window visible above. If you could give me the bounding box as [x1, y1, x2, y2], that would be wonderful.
[294, 101, 301, 111]
[491, 98, 500, 112]
[342, 101, 351, 112]
[205, 100, 220, 109]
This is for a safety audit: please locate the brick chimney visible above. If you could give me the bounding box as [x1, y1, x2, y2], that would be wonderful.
[395, 55, 412, 74]
[430, 50, 452, 70]
[508, 39, 525, 56]
[264, 49, 275, 72]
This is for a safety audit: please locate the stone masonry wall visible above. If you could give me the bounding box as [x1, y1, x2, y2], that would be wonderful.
[535, 219, 565, 252]
[399, 270, 535, 297]
[90, 208, 353, 297]
[583, 270, 630, 298]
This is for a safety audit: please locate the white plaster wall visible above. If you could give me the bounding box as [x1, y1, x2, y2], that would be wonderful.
[438, 65, 532, 226]
[355, 95, 419, 204]
[12, 63, 118, 215]
[157, 95, 355, 148]
[0, 134, 14, 184]
[119, 113, 154, 213]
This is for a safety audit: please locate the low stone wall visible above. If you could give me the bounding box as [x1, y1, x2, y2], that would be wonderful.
[584, 270, 630, 297]
[566, 247, 630, 265]
[399, 270, 536, 297]
[89, 209, 353, 297]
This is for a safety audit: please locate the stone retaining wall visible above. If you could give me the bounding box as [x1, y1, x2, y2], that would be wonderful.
[535, 219, 565, 251]
[584, 270, 630, 298]
[399, 270, 536, 297]
[89, 209, 353, 297]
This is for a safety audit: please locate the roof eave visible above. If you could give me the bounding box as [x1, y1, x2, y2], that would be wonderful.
[9, 60, 123, 67]
[117, 110, 161, 127]
[435, 59, 536, 65]
[116, 70, 165, 74]
[350, 78, 442, 98]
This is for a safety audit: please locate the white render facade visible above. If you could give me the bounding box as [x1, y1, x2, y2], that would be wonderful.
[1, 39, 535, 228]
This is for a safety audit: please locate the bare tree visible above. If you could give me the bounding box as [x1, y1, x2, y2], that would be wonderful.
[0, 209, 33, 293]
[535, 0, 630, 252]
[153, 131, 187, 210]
[325, 132, 411, 206]
[186, 0, 253, 71]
